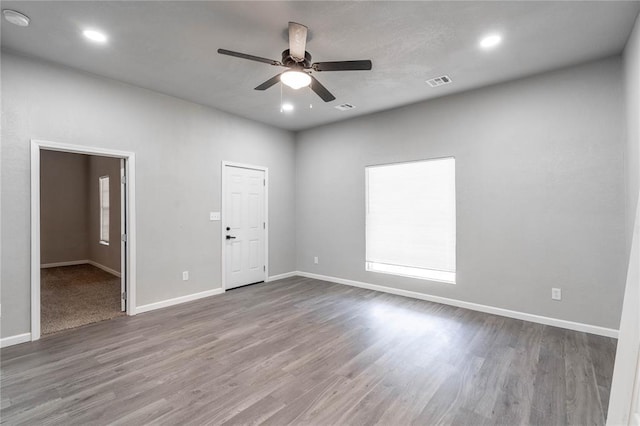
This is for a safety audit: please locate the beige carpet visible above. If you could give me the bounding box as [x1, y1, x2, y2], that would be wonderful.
[41, 264, 124, 335]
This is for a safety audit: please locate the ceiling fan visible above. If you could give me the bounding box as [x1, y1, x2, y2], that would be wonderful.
[217, 22, 372, 102]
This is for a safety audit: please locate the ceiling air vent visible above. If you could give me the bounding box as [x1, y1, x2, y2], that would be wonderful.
[335, 103, 355, 111]
[426, 75, 452, 87]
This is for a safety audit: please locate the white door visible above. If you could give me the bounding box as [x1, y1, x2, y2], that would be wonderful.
[223, 165, 266, 289]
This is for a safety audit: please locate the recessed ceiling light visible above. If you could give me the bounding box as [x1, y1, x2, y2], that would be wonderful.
[480, 34, 502, 49]
[281, 103, 294, 112]
[83, 29, 108, 44]
[3, 9, 30, 27]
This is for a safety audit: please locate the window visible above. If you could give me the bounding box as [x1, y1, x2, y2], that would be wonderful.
[365, 157, 456, 283]
[99, 176, 110, 245]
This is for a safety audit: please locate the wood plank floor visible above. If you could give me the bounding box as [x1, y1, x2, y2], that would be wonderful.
[1, 277, 617, 425]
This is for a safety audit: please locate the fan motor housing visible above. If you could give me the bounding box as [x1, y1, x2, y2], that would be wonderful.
[282, 49, 312, 68]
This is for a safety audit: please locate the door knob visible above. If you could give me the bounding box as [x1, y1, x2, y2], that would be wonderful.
[226, 235, 236, 240]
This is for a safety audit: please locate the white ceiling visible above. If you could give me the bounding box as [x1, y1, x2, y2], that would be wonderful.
[2, 1, 639, 131]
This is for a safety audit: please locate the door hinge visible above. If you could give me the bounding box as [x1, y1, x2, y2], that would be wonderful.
[121, 234, 127, 242]
[263, 179, 266, 186]
[263, 265, 266, 272]
[263, 222, 265, 229]
[122, 291, 127, 300]
[121, 175, 127, 185]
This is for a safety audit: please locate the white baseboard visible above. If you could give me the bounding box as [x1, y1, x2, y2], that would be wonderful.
[136, 288, 225, 314]
[40, 259, 121, 278]
[1, 332, 32, 348]
[296, 271, 619, 338]
[266, 271, 298, 282]
[87, 260, 121, 278]
[41, 260, 89, 268]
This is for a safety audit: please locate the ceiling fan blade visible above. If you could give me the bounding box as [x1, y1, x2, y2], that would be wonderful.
[309, 76, 336, 102]
[255, 73, 283, 91]
[218, 49, 282, 66]
[312, 60, 373, 72]
[288, 22, 308, 62]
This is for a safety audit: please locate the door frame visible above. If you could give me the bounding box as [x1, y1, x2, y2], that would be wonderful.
[30, 139, 137, 341]
[120, 159, 127, 312]
[220, 161, 269, 291]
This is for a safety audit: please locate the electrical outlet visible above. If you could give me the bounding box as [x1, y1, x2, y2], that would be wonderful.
[551, 288, 561, 301]
[183, 271, 189, 281]
[314, 256, 318, 264]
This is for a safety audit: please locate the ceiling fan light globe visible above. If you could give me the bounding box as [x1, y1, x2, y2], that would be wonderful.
[280, 71, 311, 90]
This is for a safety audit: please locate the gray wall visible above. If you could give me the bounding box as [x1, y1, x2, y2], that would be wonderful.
[625, 14, 640, 256]
[296, 57, 626, 330]
[608, 14, 640, 425]
[40, 150, 89, 264]
[88, 156, 122, 272]
[1, 52, 296, 338]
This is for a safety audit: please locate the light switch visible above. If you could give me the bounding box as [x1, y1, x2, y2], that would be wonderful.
[210, 211, 221, 221]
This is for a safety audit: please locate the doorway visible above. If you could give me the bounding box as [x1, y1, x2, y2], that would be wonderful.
[31, 140, 136, 341]
[222, 162, 268, 290]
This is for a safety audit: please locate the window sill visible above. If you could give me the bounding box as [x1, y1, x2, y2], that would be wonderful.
[366, 262, 456, 284]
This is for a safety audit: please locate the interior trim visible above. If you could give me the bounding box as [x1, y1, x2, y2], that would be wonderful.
[87, 261, 122, 278]
[0, 333, 32, 348]
[136, 288, 225, 314]
[41, 260, 90, 268]
[266, 271, 298, 282]
[41, 260, 121, 278]
[296, 271, 619, 338]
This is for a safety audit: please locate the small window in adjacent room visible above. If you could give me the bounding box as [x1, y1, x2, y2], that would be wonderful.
[99, 175, 110, 245]
[365, 157, 456, 283]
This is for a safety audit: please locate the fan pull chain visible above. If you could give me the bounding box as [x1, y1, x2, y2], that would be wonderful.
[280, 82, 283, 113]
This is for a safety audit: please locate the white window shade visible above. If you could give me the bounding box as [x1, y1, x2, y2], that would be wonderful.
[99, 176, 110, 244]
[366, 158, 456, 283]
